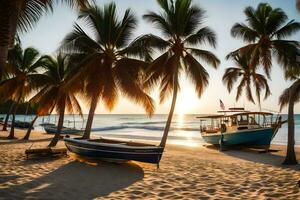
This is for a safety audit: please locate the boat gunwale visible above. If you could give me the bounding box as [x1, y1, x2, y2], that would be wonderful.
[65, 143, 164, 155]
[64, 138, 164, 150]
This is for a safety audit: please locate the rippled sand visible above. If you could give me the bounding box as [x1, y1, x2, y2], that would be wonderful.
[0, 129, 299, 199]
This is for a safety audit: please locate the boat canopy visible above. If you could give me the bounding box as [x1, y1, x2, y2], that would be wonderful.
[231, 112, 273, 116]
[196, 115, 225, 119]
[196, 111, 273, 119]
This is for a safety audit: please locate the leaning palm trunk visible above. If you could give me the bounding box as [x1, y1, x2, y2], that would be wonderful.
[0, 18, 9, 80]
[7, 100, 20, 139]
[160, 82, 178, 147]
[48, 106, 65, 147]
[82, 94, 98, 139]
[23, 115, 38, 140]
[2, 102, 14, 131]
[0, 2, 14, 80]
[283, 89, 298, 164]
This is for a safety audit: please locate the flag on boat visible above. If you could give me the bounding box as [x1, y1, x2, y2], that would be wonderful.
[219, 99, 225, 110]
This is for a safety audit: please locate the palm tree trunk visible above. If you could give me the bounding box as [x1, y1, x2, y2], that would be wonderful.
[0, 40, 9, 80]
[7, 100, 20, 139]
[159, 83, 178, 147]
[8, 9, 18, 48]
[2, 102, 14, 131]
[0, 2, 11, 80]
[82, 94, 98, 139]
[22, 115, 38, 140]
[282, 89, 298, 165]
[48, 106, 65, 147]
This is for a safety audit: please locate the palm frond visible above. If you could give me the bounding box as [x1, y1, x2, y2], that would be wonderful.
[115, 8, 137, 48]
[187, 48, 220, 68]
[143, 52, 171, 91]
[114, 58, 155, 114]
[183, 52, 209, 97]
[222, 67, 241, 92]
[231, 23, 259, 42]
[272, 40, 299, 72]
[236, 78, 246, 101]
[143, 12, 173, 37]
[279, 79, 300, 110]
[184, 27, 216, 47]
[273, 20, 300, 39]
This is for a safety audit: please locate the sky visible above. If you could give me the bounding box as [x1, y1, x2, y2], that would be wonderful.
[20, 0, 300, 114]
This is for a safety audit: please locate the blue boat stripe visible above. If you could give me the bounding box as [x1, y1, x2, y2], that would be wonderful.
[202, 127, 273, 136]
[66, 143, 163, 155]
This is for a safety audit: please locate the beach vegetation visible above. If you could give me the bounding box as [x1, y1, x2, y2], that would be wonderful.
[133, 0, 219, 147]
[279, 61, 300, 165]
[60, 3, 155, 139]
[227, 3, 300, 78]
[229, 3, 300, 164]
[0, 44, 46, 139]
[29, 54, 83, 146]
[0, 0, 89, 80]
[222, 53, 270, 109]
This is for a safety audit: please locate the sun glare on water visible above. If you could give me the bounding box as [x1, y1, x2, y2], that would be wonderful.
[171, 113, 201, 148]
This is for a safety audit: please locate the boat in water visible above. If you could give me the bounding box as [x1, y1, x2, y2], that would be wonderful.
[44, 125, 83, 135]
[197, 108, 286, 149]
[14, 120, 34, 129]
[64, 137, 164, 165]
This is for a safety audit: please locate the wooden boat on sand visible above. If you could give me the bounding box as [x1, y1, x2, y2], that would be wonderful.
[64, 137, 164, 165]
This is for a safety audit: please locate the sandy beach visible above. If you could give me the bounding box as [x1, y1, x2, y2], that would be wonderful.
[0, 128, 300, 200]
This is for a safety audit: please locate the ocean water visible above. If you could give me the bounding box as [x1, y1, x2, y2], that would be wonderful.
[1, 114, 300, 147]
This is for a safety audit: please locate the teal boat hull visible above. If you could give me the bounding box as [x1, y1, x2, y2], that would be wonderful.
[201, 128, 274, 146]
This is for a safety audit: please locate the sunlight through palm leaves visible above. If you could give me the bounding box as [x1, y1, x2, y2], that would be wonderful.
[0, 0, 89, 80]
[131, 0, 220, 147]
[0, 44, 46, 139]
[30, 53, 83, 147]
[60, 3, 155, 139]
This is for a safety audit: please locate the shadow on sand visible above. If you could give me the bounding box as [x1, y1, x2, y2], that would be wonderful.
[205, 145, 299, 170]
[0, 175, 19, 185]
[1, 158, 144, 199]
[0, 137, 52, 146]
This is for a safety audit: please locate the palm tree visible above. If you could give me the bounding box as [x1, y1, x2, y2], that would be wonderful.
[0, 45, 46, 139]
[30, 54, 82, 147]
[222, 54, 271, 108]
[22, 115, 39, 140]
[0, 0, 89, 79]
[61, 3, 155, 139]
[279, 78, 300, 164]
[1, 101, 15, 131]
[131, 0, 220, 147]
[228, 3, 300, 77]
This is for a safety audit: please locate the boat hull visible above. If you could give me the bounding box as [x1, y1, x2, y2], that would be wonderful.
[44, 126, 83, 135]
[64, 138, 164, 164]
[201, 128, 274, 146]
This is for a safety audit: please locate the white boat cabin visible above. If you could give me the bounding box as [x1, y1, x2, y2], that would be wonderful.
[197, 112, 277, 134]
